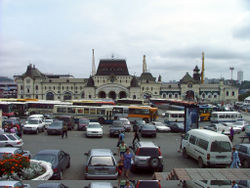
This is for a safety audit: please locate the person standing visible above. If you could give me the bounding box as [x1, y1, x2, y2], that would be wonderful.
[62, 122, 68, 139]
[232, 180, 238, 188]
[124, 181, 132, 188]
[117, 155, 124, 176]
[230, 127, 234, 142]
[230, 147, 240, 168]
[123, 148, 133, 179]
[117, 130, 125, 147]
[132, 127, 140, 146]
[118, 141, 127, 157]
[177, 134, 185, 152]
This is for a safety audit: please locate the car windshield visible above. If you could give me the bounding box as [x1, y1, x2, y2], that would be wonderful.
[138, 148, 160, 157]
[89, 156, 114, 166]
[88, 124, 101, 128]
[112, 121, 123, 127]
[34, 154, 56, 164]
[50, 121, 63, 127]
[6, 134, 18, 141]
[137, 181, 160, 188]
[143, 124, 155, 129]
[210, 141, 231, 152]
[80, 119, 89, 124]
[28, 119, 39, 124]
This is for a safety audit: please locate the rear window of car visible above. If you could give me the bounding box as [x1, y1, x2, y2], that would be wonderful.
[210, 141, 231, 152]
[89, 156, 115, 166]
[79, 119, 89, 124]
[112, 121, 123, 126]
[137, 181, 160, 188]
[138, 148, 160, 157]
[6, 134, 18, 141]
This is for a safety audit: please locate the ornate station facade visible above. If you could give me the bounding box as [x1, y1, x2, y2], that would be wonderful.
[14, 52, 238, 103]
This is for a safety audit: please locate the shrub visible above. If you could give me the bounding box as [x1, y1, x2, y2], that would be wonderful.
[0, 153, 30, 177]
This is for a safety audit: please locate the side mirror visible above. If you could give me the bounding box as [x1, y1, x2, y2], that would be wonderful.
[84, 152, 88, 156]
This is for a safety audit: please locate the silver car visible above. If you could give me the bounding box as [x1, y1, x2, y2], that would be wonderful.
[130, 141, 163, 172]
[84, 182, 116, 188]
[84, 149, 118, 180]
[0, 147, 31, 159]
[0, 180, 31, 188]
[0, 133, 23, 147]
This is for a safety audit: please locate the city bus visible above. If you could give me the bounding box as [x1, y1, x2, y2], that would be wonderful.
[53, 104, 113, 124]
[210, 111, 243, 123]
[113, 105, 158, 122]
[199, 104, 213, 121]
[163, 110, 185, 125]
[26, 100, 72, 115]
[115, 98, 148, 106]
[71, 99, 115, 106]
[0, 102, 15, 117]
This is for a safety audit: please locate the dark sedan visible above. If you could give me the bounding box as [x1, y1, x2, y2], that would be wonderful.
[168, 122, 184, 132]
[47, 120, 63, 135]
[235, 143, 250, 168]
[33, 149, 70, 180]
[36, 183, 68, 188]
[132, 119, 146, 132]
[109, 120, 125, 137]
[140, 124, 157, 137]
[77, 118, 90, 131]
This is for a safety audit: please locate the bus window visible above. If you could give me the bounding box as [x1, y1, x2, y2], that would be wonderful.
[84, 108, 89, 114]
[57, 107, 66, 113]
[68, 108, 75, 113]
[90, 109, 96, 115]
[78, 109, 83, 113]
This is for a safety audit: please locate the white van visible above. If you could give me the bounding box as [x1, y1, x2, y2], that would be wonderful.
[182, 129, 232, 168]
[163, 110, 184, 125]
[210, 111, 243, 123]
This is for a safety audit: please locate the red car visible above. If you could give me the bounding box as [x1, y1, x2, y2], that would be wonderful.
[77, 118, 90, 131]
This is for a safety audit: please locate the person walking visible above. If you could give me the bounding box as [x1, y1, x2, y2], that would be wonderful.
[132, 127, 140, 146]
[118, 141, 127, 157]
[232, 180, 238, 188]
[230, 147, 241, 168]
[117, 155, 124, 176]
[117, 130, 125, 147]
[230, 127, 234, 142]
[123, 148, 133, 179]
[177, 134, 185, 152]
[62, 122, 68, 139]
[124, 181, 132, 188]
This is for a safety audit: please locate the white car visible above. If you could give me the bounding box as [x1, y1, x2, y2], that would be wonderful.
[86, 122, 103, 137]
[23, 118, 45, 134]
[152, 121, 171, 132]
[221, 122, 242, 134]
[0, 180, 31, 188]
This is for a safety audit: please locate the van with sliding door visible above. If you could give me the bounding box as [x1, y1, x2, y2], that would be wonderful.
[182, 129, 232, 168]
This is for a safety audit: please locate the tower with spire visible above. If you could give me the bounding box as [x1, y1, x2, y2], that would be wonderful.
[142, 55, 147, 73]
[92, 49, 96, 76]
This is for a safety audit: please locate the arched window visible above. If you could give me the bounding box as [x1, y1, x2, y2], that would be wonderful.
[163, 94, 166, 98]
[98, 91, 106, 98]
[119, 91, 127, 99]
[46, 92, 54, 100]
[81, 92, 85, 99]
[64, 92, 72, 100]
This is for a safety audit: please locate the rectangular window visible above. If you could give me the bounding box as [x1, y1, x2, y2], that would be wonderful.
[189, 135, 196, 144]
[197, 139, 208, 150]
[84, 108, 89, 114]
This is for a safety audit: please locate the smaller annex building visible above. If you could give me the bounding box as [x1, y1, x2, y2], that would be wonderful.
[14, 54, 238, 103]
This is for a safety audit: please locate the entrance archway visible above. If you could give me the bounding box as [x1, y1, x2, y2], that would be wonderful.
[185, 90, 194, 101]
[98, 91, 106, 98]
[64, 92, 72, 100]
[119, 91, 127, 99]
[46, 92, 54, 100]
[109, 91, 116, 100]
[144, 93, 152, 99]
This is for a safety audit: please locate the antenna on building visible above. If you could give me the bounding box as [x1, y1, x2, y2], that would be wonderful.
[143, 55, 147, 73]
[92, 49, 96, 76]
[201, 52, 205, 84]
[230, 67, 234, 80]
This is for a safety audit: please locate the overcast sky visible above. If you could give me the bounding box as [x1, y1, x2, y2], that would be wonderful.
[1, 0, 250, 82]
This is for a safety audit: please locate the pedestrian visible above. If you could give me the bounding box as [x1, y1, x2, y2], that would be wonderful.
[119, 179, 126, 188]
[117, 130, 125, 147]
[123, 148, 133, 179]
[230, 147, 241, 168]
[232, 180, 238, 188]
[132, 127, 140, 146]
[124, 181, 132, 188]
[117, 155, 124, 176]
[177, 134, 185, 152]
[62, 122, 68, 139]
[118, 141, 127, 157]
[230, 127, 234, 142]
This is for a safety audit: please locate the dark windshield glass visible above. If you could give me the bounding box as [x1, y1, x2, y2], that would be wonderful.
[138, 148, 160, 157]
[137, 181, 160, 188]
[210, 141, 231, 152]
[34, 154, 56, 164]
[50, 121, 63, 127]
[89, 156, 114, 166]
[79, 119, 89, 124]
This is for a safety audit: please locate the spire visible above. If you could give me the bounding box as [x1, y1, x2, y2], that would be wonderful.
[142, 55, 147, 73]
[201, 51, 205, 84]
[92, 49, 96, 76]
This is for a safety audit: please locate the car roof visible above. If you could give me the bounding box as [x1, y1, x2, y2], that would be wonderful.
[238, 143, 250, 148]
[0, 147, 20, 153]
[36, 183, 61, 188]
[90, 149, 113, 156]
[90, 182, 112, 188]
[138, 141, 158, 148]
[36, 149, 60, 155]
[0, 181, 20, 186]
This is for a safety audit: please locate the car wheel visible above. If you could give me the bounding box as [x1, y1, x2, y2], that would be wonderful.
[182, 148, 188, 159]
[35, 129, 39, 134]
[198, 157, 204, 168]
[66, 161, 70, 168]
[148, 157, 160, 170]
[243, 160, 249, 168]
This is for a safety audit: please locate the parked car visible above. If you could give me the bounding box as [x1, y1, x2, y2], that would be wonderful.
[33, 149, 70, 180]
[84, 182, 116, 188]
[203, 123, 230, 135]
[168, 122, 184, 132]
[234, 143, 250, 168]
[44, 119, 54, 129]
[132, 119, 146, 132]
[0, 147, 31, 159]
[23, 118, 45, 134]
[86, 122, 103, 138]
[54, 115, 75, 130]
[0, 180, 31, 188]
[140, 124, 157, 137]
[109, 120, 125, 137]
[47, 120, 64, 135]
[78, 118, 90, 131]
[119, 117, 132, 132]
[237, 180, 250, 188]
[0, 133, 23, 147]
[36, 183, 69, 188]
[184, 180, 232, 188]
[221, 122, 242, 134]
[130, 141, 163, 172]
[84, 148, 118, 180]
[152, 121, 170, 132]
[134, 180, 162, 188]
[2, 118, 23, 137]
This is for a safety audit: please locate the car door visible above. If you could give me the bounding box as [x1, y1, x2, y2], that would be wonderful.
[0, 134, 9, 147]
[58, 151, 68, 170]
